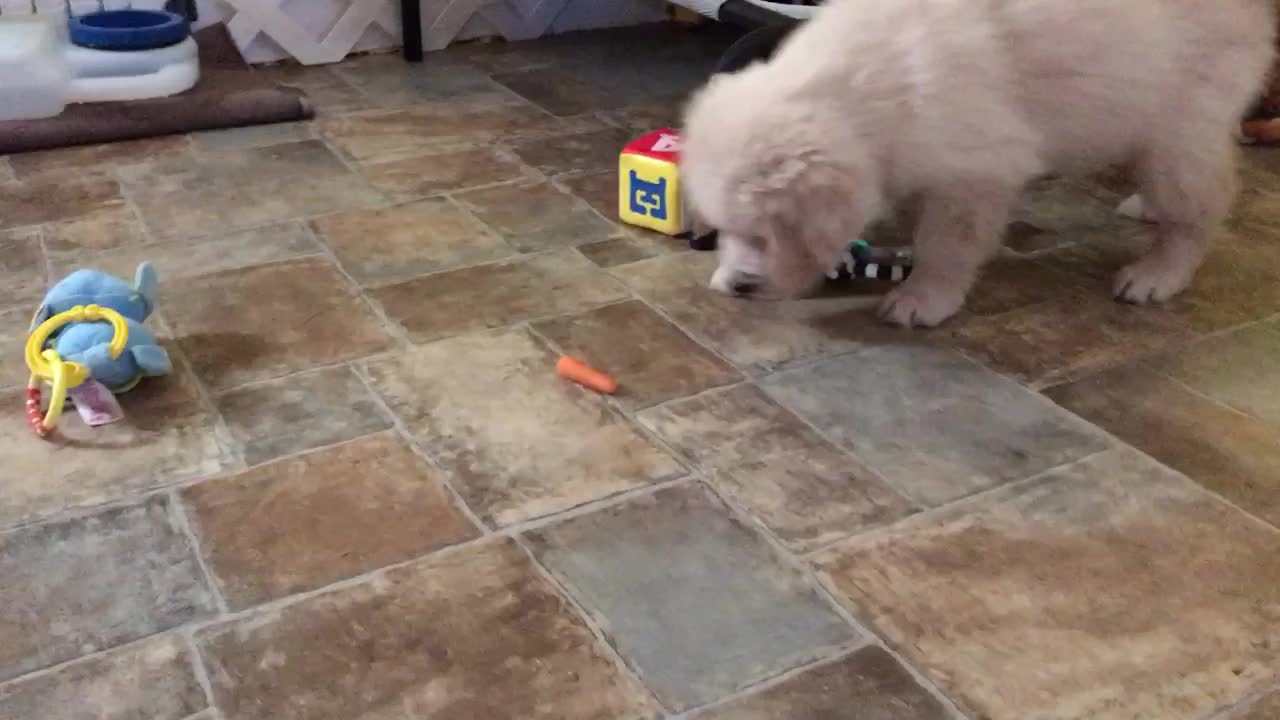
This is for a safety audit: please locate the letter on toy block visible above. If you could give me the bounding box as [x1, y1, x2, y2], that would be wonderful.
[619, 129, 686, 236]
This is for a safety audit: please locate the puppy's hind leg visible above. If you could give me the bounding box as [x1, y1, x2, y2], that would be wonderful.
[879, 181, 1017, 328]
[1114, 134, 1234, 303]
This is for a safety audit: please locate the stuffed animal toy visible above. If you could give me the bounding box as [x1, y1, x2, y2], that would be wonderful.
[24, 262, 171, 437]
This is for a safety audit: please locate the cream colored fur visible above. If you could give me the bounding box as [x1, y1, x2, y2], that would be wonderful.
[683, 0, 1277, 326]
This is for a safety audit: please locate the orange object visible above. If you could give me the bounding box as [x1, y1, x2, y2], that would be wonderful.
[557, 356, 617, 395]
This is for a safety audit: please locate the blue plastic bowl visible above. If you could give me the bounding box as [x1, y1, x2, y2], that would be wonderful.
[69, 9, 190, 51]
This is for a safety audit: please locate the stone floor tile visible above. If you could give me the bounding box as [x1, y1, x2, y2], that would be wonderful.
[509, 127, 631, 177]
[0, 158, 12, 183]
[946, 291, 1193, 387]
[50, 222, 325, 284]
[358, 146, 531, 201]
[0, 496, 216, 681]
[527, 484, 856, 711]
[638, 384, 915, 551]
[198, 538, 658, 720]
[0, 173, 122, 230]
[617, 252, 898, 373]
[557, 170, 619, 219]
[599, 105, 685, 135]
[191, 121, 316, 152]
[577, 235, 666, 268]
[689, 646, 949, 720]
[319, 101, 604, 164]
[365, 328, 680, 527]
[0, 227, 49, 309]
[1238, 686, 1280, 720]
[312, 197, 514, 286]
[183, 433, 479, 609]
[256, 65, 369, 114]
[6, 136, 192, 180]
[1164, 229, 1280, 332]
[813, 449, 1280, 720]
[215, 365, 393, 467]
[331, 53, 516, 108]
[1046, 364, 1280, 528]
[762, 346, 1106, 506]
[532, 300, 741, 409]
[0, 634, 205, 720]
[43, 204, 145, 255]
[124, 140, 383, 241]
[1161, 321, 1280, 427]
[0, 388, 232, 531]
[1005, 178, 1141, 254]
[369, 250, 628, 343]
[163, 257, 394, 391]
[454, 180, 614, 253]
[959, 253, 1085, 319]
[0, 307, 33, 389]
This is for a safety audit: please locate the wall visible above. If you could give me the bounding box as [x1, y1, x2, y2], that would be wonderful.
[0, 0, 666, 64]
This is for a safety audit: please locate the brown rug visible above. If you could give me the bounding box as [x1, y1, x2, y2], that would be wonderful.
[0, 25, 314, 155]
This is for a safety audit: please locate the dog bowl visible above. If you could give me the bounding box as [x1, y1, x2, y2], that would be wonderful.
[69, 10, 190, 51]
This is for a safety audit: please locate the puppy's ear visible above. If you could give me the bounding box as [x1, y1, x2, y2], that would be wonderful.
[748, 155, 877, 272]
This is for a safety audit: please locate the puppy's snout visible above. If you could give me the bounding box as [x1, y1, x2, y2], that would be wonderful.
[729, 274, 764, 296]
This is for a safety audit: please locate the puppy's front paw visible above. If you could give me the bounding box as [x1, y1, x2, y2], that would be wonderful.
[877, 279, 964, 328]
[1113, 256, 1193, 304]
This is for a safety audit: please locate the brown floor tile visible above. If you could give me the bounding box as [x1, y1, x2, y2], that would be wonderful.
[0, 158, 12, 183]
[319, 101, 605, 164]
[813, 449, 1280, 720]
[558, 170, 619, 219]
[197, 538, 658, 720]
[359, 146, 531, 201]
[125, 140, 383, 241]
[191, 121, 315, 152]
[6, 136, 192, 180]
[1006, 178, 1140, 254]
[638, 384, 915, 551]
[946, 291, 1193, 387]
[533, 300, 741, 409]
[492, 50, 710, 118]
[762, 346, 1106, 507]
[0, 307, 33, 389]
[1162, 321, 1280, 427]
[689, 646, 949, 720]
[215, 365, 393, 467]
[331, 53, 515, 108]
[577, 235, 664, 267]
[616, 251, 898, 373]
[0, 174, 122, 230]
[49, 222, 324, 284]
[0, 496, 216, 682]
[509, 127, 631, 177]
[961, 253, 1084, 318]
[1165, 229, 1280, 332]
[0, 388, 231, 532]
[527, 484, 855, 711]
[183, 433, 479, 609]
[256, 64, 369, 114]
[369, 250, 628, 343]
[0, 227, 49, 309]
[312, 197, 514, 286]
[1046, 364, 1280, 528]
[365, 328, 681, 527]
[454, 180, 614, 253]
[163, 257, 394, 391]
[600, 105, 684, 135]
[43, 204, 145, 255]
[0, 634, 205, 720]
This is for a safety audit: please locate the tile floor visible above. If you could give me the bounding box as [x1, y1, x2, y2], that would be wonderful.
[1, 22, 1278, 720]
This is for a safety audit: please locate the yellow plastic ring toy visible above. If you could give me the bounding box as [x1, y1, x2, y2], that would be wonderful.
[24, 304, 128, 437]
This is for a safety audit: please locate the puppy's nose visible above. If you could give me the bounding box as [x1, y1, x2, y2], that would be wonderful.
[730, 274, 763, 296]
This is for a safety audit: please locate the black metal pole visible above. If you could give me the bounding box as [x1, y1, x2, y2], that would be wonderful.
[402, 0, 423, 62]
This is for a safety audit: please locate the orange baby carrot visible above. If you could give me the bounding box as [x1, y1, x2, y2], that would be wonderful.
[557, 356, 617, 394]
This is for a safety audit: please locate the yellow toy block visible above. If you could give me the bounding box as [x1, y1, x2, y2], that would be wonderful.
[619, 128, 686, 236]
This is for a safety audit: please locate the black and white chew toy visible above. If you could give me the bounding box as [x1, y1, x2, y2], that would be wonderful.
[688, 232, 914, 284]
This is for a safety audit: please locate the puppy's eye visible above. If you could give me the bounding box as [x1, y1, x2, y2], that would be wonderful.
[746, 236, 768, 252]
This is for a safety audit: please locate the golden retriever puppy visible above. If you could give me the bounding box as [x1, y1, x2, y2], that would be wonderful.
[683, 0, 1276, 327]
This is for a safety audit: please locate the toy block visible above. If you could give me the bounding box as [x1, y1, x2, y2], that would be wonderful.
[619, 128, 686, 236]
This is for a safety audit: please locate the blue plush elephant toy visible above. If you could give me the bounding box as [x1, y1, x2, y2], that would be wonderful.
[32, 263, 172, 392]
